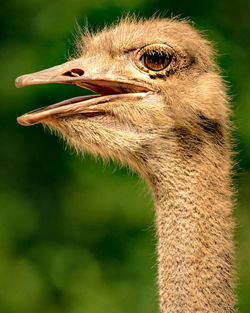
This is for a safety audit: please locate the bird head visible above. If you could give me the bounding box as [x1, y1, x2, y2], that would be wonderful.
[16, 18, 227, 183]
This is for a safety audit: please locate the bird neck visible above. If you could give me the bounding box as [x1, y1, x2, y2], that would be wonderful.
[150, 148, 235, 313]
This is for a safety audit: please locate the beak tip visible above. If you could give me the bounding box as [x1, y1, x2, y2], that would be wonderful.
[17, 115, 29, 126]
[17, 116, 23, 125]
[15, 76, 24, 88]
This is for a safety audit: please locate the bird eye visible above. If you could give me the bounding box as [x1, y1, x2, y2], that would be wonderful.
[141, 50, 172, 71]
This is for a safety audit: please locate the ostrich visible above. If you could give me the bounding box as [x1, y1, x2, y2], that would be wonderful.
[15, 17, 236, 313]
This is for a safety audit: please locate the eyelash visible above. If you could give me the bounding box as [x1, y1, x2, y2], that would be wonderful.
[140, 50, 173, 71]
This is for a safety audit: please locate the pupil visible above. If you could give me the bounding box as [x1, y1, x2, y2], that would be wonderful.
[151, 53, 165, 66]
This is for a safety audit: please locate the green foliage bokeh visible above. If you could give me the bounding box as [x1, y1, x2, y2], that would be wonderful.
[0, 0, 249, 312]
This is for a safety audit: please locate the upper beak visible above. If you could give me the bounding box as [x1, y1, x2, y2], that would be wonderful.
[16, 59, 92, 88]
[15, 58, 150, 94]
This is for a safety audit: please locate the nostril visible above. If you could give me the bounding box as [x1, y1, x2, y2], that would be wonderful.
[62, 68, 84, 77]
[71, 68, 84, 76]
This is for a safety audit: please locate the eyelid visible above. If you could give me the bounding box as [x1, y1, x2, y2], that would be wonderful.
[136, 43, 175, 56]
[124, 44, 168, 55]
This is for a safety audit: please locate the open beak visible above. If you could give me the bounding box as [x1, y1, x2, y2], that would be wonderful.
[15, 59, 151, 126]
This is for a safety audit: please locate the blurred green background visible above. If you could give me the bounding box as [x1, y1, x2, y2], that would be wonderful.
[0, 0, 249, 312]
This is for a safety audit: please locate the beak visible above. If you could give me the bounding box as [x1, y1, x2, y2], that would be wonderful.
[15, 59, 151, 126]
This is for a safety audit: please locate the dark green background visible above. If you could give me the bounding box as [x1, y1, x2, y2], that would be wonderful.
[1, 0, 249, 312]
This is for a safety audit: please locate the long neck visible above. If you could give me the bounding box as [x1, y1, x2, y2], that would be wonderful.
[150, 143, 235, 313]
